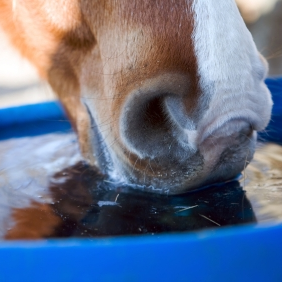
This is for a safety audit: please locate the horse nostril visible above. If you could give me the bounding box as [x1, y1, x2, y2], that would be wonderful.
[143, 96, 169, 131]
[120, 93, 173, 158]
[120, 74, 194, 159]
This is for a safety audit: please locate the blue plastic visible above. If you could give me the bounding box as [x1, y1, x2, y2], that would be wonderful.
[0, 78, 282, 282]
[0, 224, 282, 282]
[0, 101, 72, 140]
[260, 78, 282, 144]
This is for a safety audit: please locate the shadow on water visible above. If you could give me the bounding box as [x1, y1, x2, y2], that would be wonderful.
[46, 162, 256, 238]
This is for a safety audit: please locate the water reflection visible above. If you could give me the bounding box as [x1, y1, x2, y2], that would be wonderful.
[48, 162, 256, 238]
[1, 134, 282, 239]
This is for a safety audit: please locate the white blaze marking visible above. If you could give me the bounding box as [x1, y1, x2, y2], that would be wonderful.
[191, 0, 272, 135]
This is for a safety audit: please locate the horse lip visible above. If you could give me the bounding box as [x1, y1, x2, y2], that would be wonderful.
[198, 112, 259, 145]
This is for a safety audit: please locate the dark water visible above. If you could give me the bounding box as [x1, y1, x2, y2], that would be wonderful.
[48, 162, 255, 238]
[0, 133, 281, 239]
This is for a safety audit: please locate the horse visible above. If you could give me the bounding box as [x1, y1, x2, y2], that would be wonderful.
[0, 0, 273, 195]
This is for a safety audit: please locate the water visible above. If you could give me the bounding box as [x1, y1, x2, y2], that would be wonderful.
[0, 133, 281, 239]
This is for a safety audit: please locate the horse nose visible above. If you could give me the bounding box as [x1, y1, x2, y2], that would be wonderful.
[120, 74, 198, 158]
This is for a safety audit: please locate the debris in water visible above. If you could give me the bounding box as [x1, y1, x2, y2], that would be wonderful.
[199, 214, 221, 226]
[115, 194, 120, 202]
[175, 205, 198, 213]
[97, 201, 119, 207]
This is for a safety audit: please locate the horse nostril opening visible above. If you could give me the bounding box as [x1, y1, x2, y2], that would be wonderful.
[120, 74, 193, 158]
[120, 94, 175, 158]
[143, 96, 169, 131]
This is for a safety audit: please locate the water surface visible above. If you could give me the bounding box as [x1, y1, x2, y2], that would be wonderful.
[0, 133, 281, 239]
